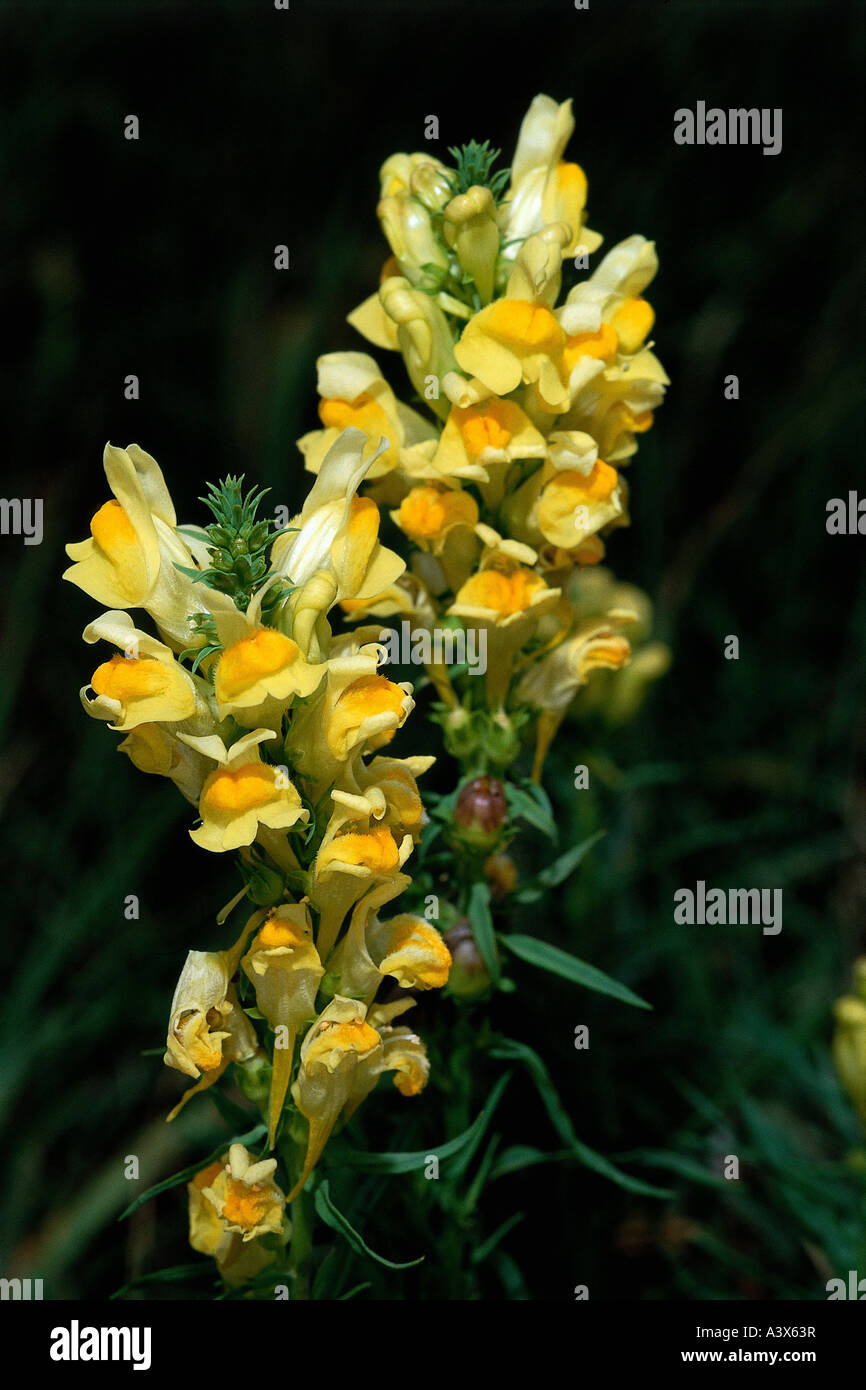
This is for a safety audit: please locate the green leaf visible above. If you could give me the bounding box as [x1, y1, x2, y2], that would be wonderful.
[313, 1180, 424, 1270]
[467, 880, 500, 985]
[505, 784, 557, 840]
[538, 830, 605, 889]
[490, 1145, 571, 1179]
[117, 1123, 267, 1221]
[110, 1262, 215, 1300]
[500, 934, 652, 1010]
[326, 1071, 511, 1174]
[490, 1038, 672, 1199]
[448, 1072, 511, 1185]
[472, 1211, 525, 1265]
[613, 1148, 729, 1190]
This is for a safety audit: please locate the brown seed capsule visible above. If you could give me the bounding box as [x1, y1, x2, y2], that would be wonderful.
[454, 776, 507, 850]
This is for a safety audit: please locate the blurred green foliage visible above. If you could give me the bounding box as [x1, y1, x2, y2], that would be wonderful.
[0, 0, 863, 1299]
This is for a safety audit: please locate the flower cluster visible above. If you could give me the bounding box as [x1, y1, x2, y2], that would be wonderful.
[64, 433, 452, 1270]
[299, 94, 670, 778]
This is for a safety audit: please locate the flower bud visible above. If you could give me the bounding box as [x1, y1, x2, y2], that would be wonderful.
[443, 922, 493, 999]
[485, 851, 517, 901]
[453, 775, 507, 852]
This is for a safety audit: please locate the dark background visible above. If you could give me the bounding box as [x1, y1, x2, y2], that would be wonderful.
[0, 0, 863, 1299]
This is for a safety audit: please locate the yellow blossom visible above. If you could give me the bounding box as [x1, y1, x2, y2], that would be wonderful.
[241, 904, 324, 1147]
[180, 728, 308, 853]
[288, 997, 384, 1200]
[63, 442, 235, 650]
[164, 918, 260, 1118]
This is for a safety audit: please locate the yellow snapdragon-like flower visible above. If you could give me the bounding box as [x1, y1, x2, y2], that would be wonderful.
[313, 789, 414, 961]
[500, 93, 602, 260]
[454, 296, 567, 413]
[432, 398, 547, 503]
[449, 528, 561, 707]
[164, 918, 260, 1118]
[211, 586, 324, 726]
[505, 456, 626, 553]
[285, 640, 414, 799]
[369, 1000, 431, 1097]
[516, 609, 636, 779]
[328, 878, 451, 1002]
[241, 904, 325, 1147]
[299, 352, 438, 484]
[80, 609, 202, 732]
[288, 996, 384, 1200]
[63, 442, 235, 650]
[392, 483, 479, 593]
[181, 728, 308, 853]
[271, 428, 405, 657]
[188, 1149, 287, 1286]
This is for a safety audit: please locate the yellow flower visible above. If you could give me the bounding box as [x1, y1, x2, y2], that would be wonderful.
[288, 997, 384, 1200]
[189, 1144, 287, 1283]
[211, 588, 324, 726]
[80, 610, 201, 732]
[449, 529, 560, 706]
[500, 94, 602, 260]
[432, 398, 547, 503]
[271, 428, 405, 657]
[564, 567, 671, 725]
[63, 443, 234, 650]
[241, 904, 325, 1147]
[285, 642, 414, 799]
[353, 753, 434, 845]
[517, 610, 636, 779]
[391, 483, 479, 592]
[328, 880, 451, 1001]
[188, 1157, 285, 1285]
[180, 728, 308, 853]
[453, 297, 568, 412]
[369, 1003, 431, 1097]
[312, 786, 415, 960]
[299, 352, 438, 483]
[163, 918, 260, 1119]
[557, 236, 669, 430]
[535, 459, 624, 550]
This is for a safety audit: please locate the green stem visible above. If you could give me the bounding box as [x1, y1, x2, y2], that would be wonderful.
[287, 1186, 313, 1300]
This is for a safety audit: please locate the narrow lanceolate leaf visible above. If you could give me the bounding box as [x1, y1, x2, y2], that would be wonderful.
[117, 1123, 267, 1221]
[326, 1071, 511, 1173]
[468, 880, 500, 985]
[313, 1181, 424, 1270]
[490, 1038, 672, 1199]
[110, 1263, 216, 1300]
[500, 935, 652, 1011]
[505, 784, 557, 840]
[537, 831, 605, 889]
